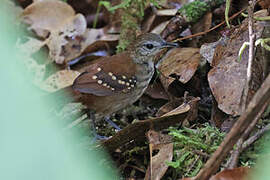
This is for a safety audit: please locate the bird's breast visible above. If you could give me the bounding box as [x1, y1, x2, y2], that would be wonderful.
[135, 61, 155, 89]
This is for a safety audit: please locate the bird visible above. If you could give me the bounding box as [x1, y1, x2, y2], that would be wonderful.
[52, 33, 178, 136]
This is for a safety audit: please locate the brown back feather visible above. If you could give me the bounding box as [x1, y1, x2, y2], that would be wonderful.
[72, 52, 137, 96]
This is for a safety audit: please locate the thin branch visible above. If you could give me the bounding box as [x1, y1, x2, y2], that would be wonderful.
[101, 109, 189, 152]
[194, 72, 270, 180]
[226, 100, 269, 168]
[242, 123, 270, 150]
[173, 9, 246, 43]
[241, 0, 256, 111]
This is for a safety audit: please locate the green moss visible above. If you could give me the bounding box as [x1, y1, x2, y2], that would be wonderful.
[98, 0, 161, 52]
[167, 124, 225, 177]
[116, 13, 139, 53]
[177, 0, 225, 23]
[178, 1, 210, 23]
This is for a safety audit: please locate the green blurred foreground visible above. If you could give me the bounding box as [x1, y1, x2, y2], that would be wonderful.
[0, 2, 118, 180]
[1, 1, 270, 180]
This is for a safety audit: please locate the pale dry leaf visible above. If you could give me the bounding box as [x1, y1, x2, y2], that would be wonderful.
[46, 14, 87, 64]
[162, 103, 190, 117]
[21, 0, 75, 38]
[156, 96, 199, 124]
[47, 26, 118, 64]
[156, 9, 178, 16]
[17, 37, 47, 84]
[40, 70, 80, 92]
[17, 37, 46, 55]
[72, 28, 119, 60]
[21, 0, 118, 65]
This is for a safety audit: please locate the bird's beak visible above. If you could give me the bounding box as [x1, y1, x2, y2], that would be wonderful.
[162, 41, 179, 48]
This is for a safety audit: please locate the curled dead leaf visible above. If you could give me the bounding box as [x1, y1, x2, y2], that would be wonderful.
[157, 96, 200, 125]
[158, 47, 200, 91]
[161, 103, 190, 117]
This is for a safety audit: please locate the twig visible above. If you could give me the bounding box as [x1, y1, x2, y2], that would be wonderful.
[127, 165, 146, 173]
[242, 123, 270, 150]
[194, 73, 270, 180]
[226, 140, 242, 169]
[185, 155, 201, 177]
[101, 108, 189, 152]
[241, 0, 256, 112]
[173, 9, 246, 43]
[226, 100, 269, 168]
[193, 150, 210, 158]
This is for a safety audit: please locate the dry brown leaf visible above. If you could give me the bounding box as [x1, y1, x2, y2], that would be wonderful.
[156, 96, 200, 124]
[180, 167, 251, 180]
[190, 11, 212, 47]
[81, 28, 119, 53]
[158, 47, 200, 91]
[209, 167, 251, 180]
[145, 130, 173, 180]
[258, 0, 270, 9]
[145, 82, 169, 100]
[208, 10, 268, 116]
[40, 70, 80, 92]
[192, 12, 212, 33]
[157, 99, 186, 117]
[21, 0, 75, 38]
[200, 37, 227, 65]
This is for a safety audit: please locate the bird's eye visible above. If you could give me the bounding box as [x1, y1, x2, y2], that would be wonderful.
[144, 43, 154, 50]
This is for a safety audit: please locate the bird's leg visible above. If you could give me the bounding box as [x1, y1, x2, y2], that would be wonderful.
[104, 116, 121, 131]
[87, 110, 108, 141]
[67, 53, 92, 66]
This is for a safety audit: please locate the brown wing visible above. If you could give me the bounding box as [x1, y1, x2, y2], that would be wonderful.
[72, 52, 137, 96]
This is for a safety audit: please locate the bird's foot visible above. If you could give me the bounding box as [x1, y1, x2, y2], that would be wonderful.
[91, 133, 109, 143]
[104, 116, 121, 131]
